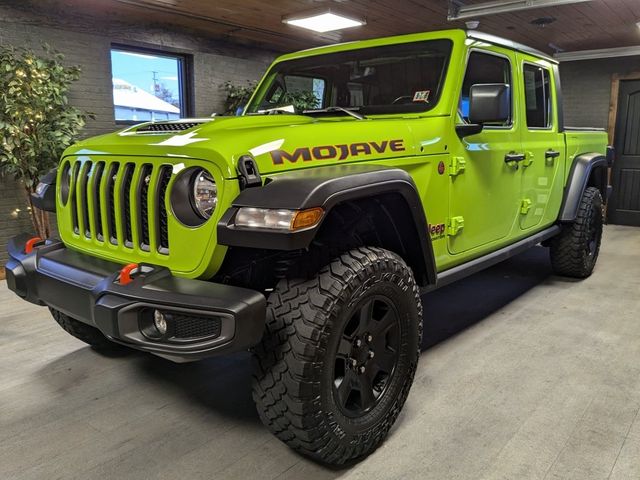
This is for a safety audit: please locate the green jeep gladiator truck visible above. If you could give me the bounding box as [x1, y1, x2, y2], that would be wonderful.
[6, 29, 611, 464]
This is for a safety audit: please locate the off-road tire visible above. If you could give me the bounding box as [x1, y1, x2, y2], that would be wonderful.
[550, 186, 603, 278]
[49, 308, 116, 349]
[252, 247, 423, 465]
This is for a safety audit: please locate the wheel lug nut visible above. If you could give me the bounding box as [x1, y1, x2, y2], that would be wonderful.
[368, 350, 375, 359]
[355, 339, 362, 347]
[358, 366, 366, 374]
[366, 334, 373, 342]
[350, 358, 357, 367]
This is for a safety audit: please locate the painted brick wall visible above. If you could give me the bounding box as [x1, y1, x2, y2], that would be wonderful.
[0, 3, 275, 265]
[560, 56, 640, 130]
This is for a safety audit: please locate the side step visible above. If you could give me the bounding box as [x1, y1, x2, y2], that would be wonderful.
[423, 225, 561, 293]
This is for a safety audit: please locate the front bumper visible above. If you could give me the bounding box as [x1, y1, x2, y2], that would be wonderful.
[5, 234, 266, 362]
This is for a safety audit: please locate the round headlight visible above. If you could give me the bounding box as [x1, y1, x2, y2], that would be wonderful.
[192, 169, 217, 219]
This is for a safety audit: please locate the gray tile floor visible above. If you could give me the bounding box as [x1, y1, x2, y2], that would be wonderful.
[1, 225, 639, 480]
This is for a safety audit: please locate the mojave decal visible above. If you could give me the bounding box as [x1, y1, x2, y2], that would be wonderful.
[270, 139, 406, 165]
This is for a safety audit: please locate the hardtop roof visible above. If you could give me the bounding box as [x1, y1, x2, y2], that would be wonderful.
[275, 28, 557, 65]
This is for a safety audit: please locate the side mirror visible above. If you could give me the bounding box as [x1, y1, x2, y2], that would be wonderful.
[468, 83, 510, 125]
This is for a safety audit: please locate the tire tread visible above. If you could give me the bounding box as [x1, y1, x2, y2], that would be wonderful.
[252, 247, 422, 465]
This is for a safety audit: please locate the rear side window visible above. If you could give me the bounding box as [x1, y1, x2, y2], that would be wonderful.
[460, 51, 512, 127]
[523, 64, 552, 128]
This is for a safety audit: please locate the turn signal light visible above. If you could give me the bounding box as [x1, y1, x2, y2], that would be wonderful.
[291, 207, 324, 231]
[234, 206, 324, 231]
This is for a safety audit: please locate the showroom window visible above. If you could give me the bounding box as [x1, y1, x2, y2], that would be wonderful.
[523, 64, 552, 129]
[110, 46, 192, 123]
[460, 51, 512, 127]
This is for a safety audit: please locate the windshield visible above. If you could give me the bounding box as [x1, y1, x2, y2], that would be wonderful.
[246, 39, 452, 116]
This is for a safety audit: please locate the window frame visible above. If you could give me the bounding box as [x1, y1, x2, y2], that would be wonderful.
[110, 43, 194, 125]
[522, 61, 554, 131]
[459, 48, 515, 130]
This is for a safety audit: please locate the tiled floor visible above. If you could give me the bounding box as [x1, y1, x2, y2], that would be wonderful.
[1, 225, 639, 479]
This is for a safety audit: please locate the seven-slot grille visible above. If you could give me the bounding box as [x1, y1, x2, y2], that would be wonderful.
[66, 160, 173, 254]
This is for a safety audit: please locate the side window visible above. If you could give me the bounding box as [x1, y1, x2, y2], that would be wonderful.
[460, 51, 512, 126]
[523, 64, 552, 128]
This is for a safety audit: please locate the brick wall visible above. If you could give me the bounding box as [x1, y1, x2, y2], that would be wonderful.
[560, 56, 640, 130]
[0, 2, 276, 266]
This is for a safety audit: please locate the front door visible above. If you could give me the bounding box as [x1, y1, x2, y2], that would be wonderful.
[609, 79, 640, 226]
[449, 49, 522, 255]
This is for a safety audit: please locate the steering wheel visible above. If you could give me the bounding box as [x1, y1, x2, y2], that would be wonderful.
[392, 95, 415, 105]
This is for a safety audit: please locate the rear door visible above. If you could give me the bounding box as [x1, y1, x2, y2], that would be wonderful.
[609, 79, 640, 226]
[517, 58, 566, 231]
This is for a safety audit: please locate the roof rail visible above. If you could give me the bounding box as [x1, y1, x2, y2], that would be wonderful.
[467, 31, 558, 64]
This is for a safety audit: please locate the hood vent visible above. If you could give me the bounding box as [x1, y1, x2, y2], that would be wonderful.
[136, 122, 204, 133]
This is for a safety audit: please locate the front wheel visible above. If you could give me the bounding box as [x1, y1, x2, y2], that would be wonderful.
[252, 247, 423, 465]
[550, 186, 604, 278]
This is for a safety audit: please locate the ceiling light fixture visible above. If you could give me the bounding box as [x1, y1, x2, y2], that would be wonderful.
[530, 16, 556, 27]
[283, 10, 365, 33]
[448, 0, 594, 21]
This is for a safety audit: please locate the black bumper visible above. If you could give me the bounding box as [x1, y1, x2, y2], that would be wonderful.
[5, 234, 266, 362]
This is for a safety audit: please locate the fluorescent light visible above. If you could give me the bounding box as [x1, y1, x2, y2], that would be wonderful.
[554, 45, 640, 62]
[283, 12, 364, 33]
[448, 0, 594, 20]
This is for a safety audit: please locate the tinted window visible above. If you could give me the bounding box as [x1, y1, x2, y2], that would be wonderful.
[460, 52, 512, 126]
[247, 40, 452, 115]
[110, 48, 191, 123]
[523, 64, 552, 128]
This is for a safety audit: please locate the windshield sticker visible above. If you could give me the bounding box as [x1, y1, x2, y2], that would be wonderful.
[270, 139, 406, 165]
[413, 90, 431, 103]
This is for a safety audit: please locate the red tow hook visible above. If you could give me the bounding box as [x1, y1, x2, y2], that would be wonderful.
[119, 263, 139, 286]
[24, 237, 44, 254]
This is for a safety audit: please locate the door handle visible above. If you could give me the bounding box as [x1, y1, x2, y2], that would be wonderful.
[505, 152, 526, 162]
[545, 149, 560, 159]
[505, 152, 526, 169]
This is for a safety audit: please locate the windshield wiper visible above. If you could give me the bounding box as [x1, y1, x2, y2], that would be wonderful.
[303, 106, 366, 120]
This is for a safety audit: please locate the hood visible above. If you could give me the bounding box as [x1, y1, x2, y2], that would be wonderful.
[64, 114, 448, 178]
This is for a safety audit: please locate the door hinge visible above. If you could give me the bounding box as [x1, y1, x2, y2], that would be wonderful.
[521, 152, 534, 168]
[447, 216, 465, 236]
[520, 198, 533, 215]
[449, 156, 466, 176]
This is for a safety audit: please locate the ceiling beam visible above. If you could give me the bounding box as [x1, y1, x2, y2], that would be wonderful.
[448, 0, 594, 21]
[554, 45, 640, 62]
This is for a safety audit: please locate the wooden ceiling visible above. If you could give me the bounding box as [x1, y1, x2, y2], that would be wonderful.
[24, 0, 640, 54]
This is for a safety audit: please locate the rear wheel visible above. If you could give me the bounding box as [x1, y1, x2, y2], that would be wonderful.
[49, 308, 116, 350]
[550, 186, 603, 278]
[252, 247, 422, 465]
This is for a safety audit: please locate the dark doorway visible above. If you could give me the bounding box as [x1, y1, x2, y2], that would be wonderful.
[610, 79, 640, 226]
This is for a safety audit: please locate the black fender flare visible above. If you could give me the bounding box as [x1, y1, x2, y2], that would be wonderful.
[217, 164, 437, 285]
[558, 152, 608, 222]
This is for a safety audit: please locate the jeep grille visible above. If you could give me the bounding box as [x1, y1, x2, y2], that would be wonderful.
[67, 159, 173, 254]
